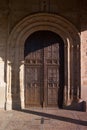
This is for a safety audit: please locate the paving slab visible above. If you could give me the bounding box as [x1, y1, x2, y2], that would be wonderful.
[0, 108, 87, 130]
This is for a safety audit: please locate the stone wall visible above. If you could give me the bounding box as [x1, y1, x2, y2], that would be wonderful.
[81, 11, 87, 108]
[0, 0, 87, 110]
[9, 0, 80, 31]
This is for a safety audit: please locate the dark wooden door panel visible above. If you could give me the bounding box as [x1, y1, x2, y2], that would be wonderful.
[25, 66, 43, 106]
[25, 45, 43, 107]
[45, 43, 59, 106]
[25, 32, 60, 107]
[47, 67, 59, 106]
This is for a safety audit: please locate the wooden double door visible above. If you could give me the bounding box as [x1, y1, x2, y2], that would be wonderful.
[24, 31, 64, 108]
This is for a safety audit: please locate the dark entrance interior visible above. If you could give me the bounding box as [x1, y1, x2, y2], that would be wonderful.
[24, 31, 64, 108]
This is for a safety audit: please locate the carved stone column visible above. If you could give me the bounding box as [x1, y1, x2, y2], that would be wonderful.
[63, 40, 69, 106]
[6, 61, 12, 110]
[67, 39, 72, 105]
[19, 61, 25, 109]
[72, 44, 81, 102]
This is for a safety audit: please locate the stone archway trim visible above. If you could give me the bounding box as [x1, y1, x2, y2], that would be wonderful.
[6, 13, 80, 110]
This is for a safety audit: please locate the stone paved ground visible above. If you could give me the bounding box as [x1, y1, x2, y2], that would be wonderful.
[0, 108, 87, 130]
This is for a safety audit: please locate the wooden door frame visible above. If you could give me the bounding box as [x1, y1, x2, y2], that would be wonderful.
[6, 13, 80, 110]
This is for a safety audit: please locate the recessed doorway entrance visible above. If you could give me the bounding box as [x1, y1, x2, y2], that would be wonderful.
[24, 31, 64, 108]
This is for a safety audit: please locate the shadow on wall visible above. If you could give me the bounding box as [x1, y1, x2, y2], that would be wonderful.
[10, 62, 21, 110]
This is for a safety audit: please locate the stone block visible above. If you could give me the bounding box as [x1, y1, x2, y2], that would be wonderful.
[0, 82, 6, 109]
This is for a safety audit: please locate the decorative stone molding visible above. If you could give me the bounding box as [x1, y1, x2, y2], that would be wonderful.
[6, 13, 80, 110]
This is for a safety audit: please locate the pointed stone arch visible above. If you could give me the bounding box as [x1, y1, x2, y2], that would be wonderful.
[6, 13, 80, 110]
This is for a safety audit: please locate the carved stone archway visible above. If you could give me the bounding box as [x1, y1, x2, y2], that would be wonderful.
[6, 13, 80, 110]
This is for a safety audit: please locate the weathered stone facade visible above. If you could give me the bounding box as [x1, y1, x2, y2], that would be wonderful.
[0, 0, 87, 111]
